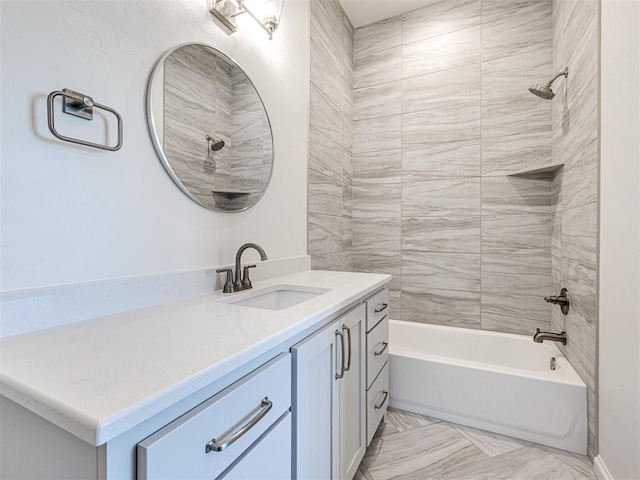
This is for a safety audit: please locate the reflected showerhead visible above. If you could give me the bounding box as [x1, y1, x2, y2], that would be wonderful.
[206, 135, 225, 151]
[529, 67, 569, 100]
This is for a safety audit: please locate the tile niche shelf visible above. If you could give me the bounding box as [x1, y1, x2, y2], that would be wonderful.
[507, 162, 565, 178]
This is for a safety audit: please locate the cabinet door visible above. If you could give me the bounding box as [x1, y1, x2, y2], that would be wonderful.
[339, 305, 367, 480]
[292, 320, 340, 480]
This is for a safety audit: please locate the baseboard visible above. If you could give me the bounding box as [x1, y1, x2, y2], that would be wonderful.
[594, 455, 615, 480]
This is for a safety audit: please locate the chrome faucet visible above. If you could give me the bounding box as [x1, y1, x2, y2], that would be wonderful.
[533, 328, 567, 345]
[233, 243, 268, 291]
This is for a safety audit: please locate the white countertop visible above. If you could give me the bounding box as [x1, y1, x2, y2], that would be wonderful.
[0, 270, 389, 446]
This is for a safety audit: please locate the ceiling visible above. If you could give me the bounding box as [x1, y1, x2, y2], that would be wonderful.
[338, 0, 436, 28]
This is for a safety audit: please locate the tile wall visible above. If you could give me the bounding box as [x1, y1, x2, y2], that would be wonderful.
[551, 0, 600, 458]
[308, 0, 354, 270]
[351, 0, 555, 332]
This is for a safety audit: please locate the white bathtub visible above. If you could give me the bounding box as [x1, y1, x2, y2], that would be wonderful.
[389, 320, 587, 454]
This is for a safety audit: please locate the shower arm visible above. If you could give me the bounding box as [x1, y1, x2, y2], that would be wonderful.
[547, 67, 569, 86]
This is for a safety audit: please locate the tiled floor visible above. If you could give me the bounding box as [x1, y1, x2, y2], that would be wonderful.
[356, 408, 596, 480]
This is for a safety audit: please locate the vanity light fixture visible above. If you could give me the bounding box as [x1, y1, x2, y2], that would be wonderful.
[209, 0, 283, 40]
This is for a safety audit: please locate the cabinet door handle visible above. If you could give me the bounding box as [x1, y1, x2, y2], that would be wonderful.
[342, 325, 352, 372]
[335, 330, 345, 379]
[374, 341, 388, 356]
[205, 397, 273, 453]
[374, 390, 389, 410]
[374, 303, 388, 314]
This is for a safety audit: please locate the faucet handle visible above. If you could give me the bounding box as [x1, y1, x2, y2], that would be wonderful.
[216, 268, 234, 294]
[242, 265, 257, 288]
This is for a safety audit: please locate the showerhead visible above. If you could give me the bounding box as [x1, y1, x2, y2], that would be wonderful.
[528, 67, 569, 100]
[206, 135, 225, 151]
[529, 83, 556, 100]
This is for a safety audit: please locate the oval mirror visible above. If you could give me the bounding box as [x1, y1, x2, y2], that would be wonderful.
[146, 43, 274, 212]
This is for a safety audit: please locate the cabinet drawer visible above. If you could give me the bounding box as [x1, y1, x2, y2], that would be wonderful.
[366, 361, 389, 446]
[137, 353, 291, 480]
[366, 315, 389, 389]
[219, 412, 291, 480]
[366, 288, 389, 332]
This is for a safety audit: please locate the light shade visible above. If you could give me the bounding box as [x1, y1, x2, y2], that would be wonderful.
[210, 0, 284, 39]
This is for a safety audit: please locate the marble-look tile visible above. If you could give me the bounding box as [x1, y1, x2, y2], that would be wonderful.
[403, 26, 481, 79]
[481, 254, 551, 296]
[481, 214, 552, 256]
[561, 140, 598, 210]
[539, 446, 596, 480]
[402, 216, 481, 253]
[481, 94, 551, 139]
[308, 212, 343, 255]
[402, 252, 481, 292]
[403, 178, 481, 218]
[452, 424, 529, 458]
[354, 81, 402, 121]
[402, 64, 481, 114]
[554, 0, 598, 76]
[555, 87, 598, 164]
[353, 149, 402, 183]
[553, 14, 598, 123]
[363, 422, 484, 480]
[564, 311, 597, 391]
[403, 141, 481, 178]
[354, 46, 402, 89]
[354, 463, 376, 480]
[482, 47, 552, 101]
[389, 289, 402, 320]
[352, 182, 401, 218]
[309, 123, 345, 180]
[355, 16, 402, 58]
[562, 203, 597, 267]
[441, 446, 585, 480]
[308, 168, 345, 216]
[343, 214, 353, 251]
[311, 0, 352, 77]
[353, 131, 402, 156]
[352, 217, 401, 251]
[481, 293, 551, 335]
[482, 0, 552, 62]
[352, 251, 401, 290]
[310, 35, 345, 108]
[403, 102, 481, 146]
[402, 288, 481, 328]
[587, 388, 596, 459]
[562, 259, 597, 327]
[481, 176, 551, 216]
[402, 0, 481, 45]
[343, 183, 353, 217]
[311, 251, 352, 272]
[386, 408, 442, 432]
[481, 132, 552, 177]
[310, 83, 346, 148]
[354, 114, 401, 138]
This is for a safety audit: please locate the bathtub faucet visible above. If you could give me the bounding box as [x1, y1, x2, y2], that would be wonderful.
[533, 328, 567, 345]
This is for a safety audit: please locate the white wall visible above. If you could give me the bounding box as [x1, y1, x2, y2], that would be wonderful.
[0, 0, 310, 292]
[599, 0, 640, 477]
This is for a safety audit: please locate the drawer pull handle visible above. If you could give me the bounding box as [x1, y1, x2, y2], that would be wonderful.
[205, 397, 273, 453]
[374, 303, 388, 314]
[375, 390, 389, 410]
[335, 330, 346, 379]
[343, 325, 352, 372]
[374, 341, 388, 356]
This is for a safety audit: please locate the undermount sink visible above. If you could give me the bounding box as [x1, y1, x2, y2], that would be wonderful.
[221, 285, 331, 310]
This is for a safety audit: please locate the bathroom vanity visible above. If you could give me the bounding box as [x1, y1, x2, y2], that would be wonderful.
[0, 270, 390, 479]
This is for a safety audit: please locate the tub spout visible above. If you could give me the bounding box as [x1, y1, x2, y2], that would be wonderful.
[533, 328, 567, 345]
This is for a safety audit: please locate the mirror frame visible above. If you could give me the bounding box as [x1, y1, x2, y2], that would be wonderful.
[145, 42, 275, 213]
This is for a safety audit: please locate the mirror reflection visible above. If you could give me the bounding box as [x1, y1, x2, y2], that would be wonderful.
[147, 43, 273, 212]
